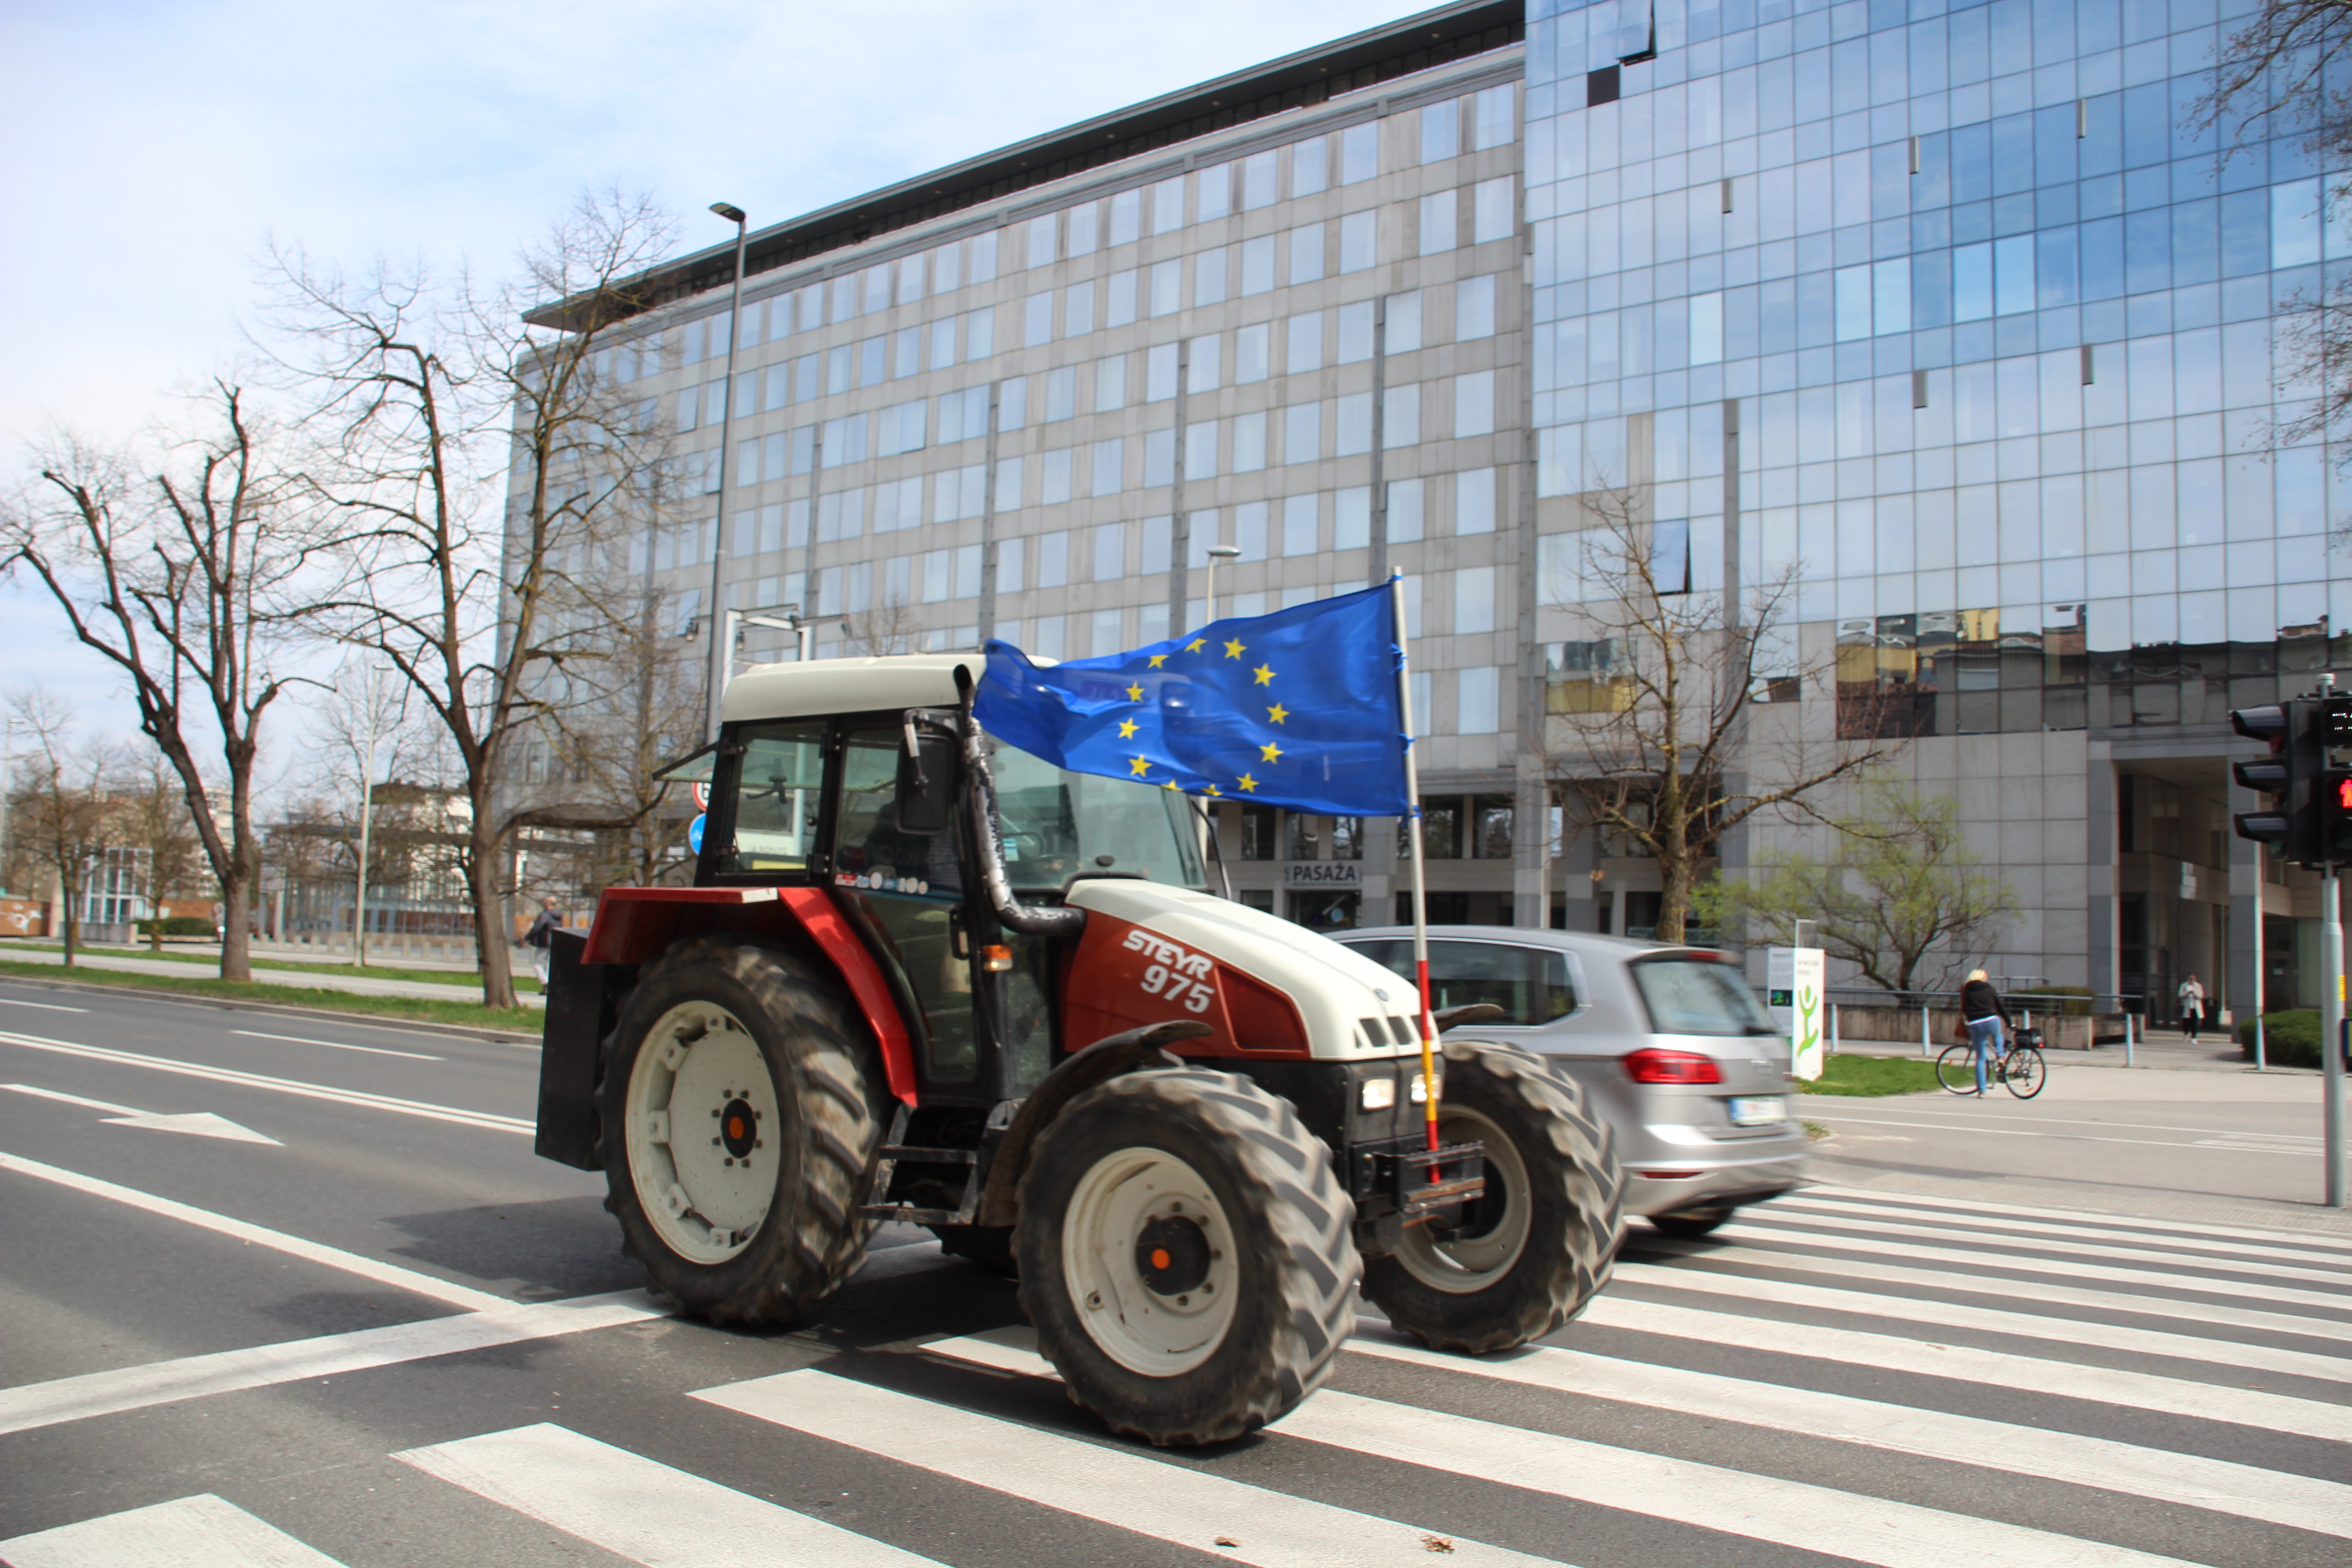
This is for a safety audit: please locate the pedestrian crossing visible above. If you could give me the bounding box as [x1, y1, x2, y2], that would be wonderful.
[6, 1182, 2349, 1568]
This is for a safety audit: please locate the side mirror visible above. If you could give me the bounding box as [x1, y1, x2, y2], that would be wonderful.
[895, 730, 960, 834]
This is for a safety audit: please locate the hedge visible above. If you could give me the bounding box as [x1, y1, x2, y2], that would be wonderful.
[133, 916, 218, 938]
[2235, 1010, 2331, 1070]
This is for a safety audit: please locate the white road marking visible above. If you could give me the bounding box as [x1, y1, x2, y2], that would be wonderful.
[0, 1290, 666, 1436]
[1734, 1205, 2352, 1286]
[1799, 1112, 2321, 1155]
[695, 1370, 1559, 1568]
[233, 1029, 442, 1062]
[1, 1082, 279, 1145]
[1345, 1334, 2352, 1539]
[1802, 1181, 2352, 1254]
[1613, 1257, 2352, 1386]
[2195, 1140, 2322, 1156]
[1570, 1293, 2352, 1442]
[0, 1149, 511, 1312]
[0, 1493, 343, 1567]
[1703, 1214, 2352, 1315]
[396, 1423, 947, 1568]
[0, 995, 87, 1013]
[1779, 1191, 2352, 1269]
[925, 1340, 2202, 1568]
[0, 1031, 529, 1134]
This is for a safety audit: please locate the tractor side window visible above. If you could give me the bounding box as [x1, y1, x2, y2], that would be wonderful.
[718, 721, 826, 875]
[834, 730, 960, 892]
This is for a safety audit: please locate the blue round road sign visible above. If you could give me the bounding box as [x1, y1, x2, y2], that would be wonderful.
[689, 813, 706, 854]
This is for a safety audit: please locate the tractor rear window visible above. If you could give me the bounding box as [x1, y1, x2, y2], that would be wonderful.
[717, 721, 825, 874]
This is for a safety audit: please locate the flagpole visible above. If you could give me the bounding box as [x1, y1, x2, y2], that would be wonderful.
[1389, 570, 1441, 1153]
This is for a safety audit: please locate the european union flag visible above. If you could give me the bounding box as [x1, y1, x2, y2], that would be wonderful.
[975, 583, 1410, 817]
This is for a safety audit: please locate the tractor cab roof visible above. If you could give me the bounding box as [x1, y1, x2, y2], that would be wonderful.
[720, 653, 987, 725]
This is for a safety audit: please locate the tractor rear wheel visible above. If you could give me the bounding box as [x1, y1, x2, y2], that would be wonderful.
[1363, 1040, 1622, 1354]
[1014, 1068, 1356, 1446]
[596, 936, 882, 1326]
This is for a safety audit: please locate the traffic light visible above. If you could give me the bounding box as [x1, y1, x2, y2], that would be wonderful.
[2325, 768, 2352, 863]
[2233, 696, 2349, 867]
[2232, 702, 2305, 862]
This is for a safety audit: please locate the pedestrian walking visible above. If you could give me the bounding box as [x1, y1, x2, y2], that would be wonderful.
[2176, 974, 2205, 1044]
[525, 896, 562, 985]
[1957, 969, 2009, 1096]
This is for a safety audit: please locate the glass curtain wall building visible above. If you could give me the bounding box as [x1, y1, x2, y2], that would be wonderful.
[1525, 0, 2350, 1015]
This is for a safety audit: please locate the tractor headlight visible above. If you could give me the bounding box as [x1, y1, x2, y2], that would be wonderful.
[1360, 1077, 1397, 1111]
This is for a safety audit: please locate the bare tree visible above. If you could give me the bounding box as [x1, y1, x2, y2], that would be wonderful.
[2196, 4, 2352, 456]
[1541, 487, 1905, 943]
[4, 690, 119, 966]
[1693, 776, 2020, 993]
[840, 592, 921, 658]
[264, 189, 678, 1007]
[306, 656, 417, 965]
[118, 751, 210, 951]
[0, 382, 315, 981]
[551, 583, 705, 888]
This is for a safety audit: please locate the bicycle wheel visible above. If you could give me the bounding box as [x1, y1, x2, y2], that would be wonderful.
[1935, 1044, 1980, 1094]
[2002, 1047, 2046, 1099]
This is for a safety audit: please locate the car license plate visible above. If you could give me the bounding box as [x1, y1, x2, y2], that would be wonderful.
[1727, 1095, 1786, 1127]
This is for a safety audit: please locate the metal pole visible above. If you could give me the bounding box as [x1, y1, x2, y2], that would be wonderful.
[2125, 1005, 2136, 1069]
[2254, 1014, 2267, 1072]
[1391, 571, 1440, 1152]
[2325, 862, 2346, 1207]
[704, 208, 750, 743]
[1830, 1002, 1839, 1058]
[1920, 1001, 1930, 1058]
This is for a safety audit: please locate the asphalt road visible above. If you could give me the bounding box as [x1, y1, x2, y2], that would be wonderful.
[3, 980, 2349, 1568]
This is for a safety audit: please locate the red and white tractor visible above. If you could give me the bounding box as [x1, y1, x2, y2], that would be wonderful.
[535, 654, 1622, 1445]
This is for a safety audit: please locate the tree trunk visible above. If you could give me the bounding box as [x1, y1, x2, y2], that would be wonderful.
[218, 866, 252, 983]
[1655, 855, 1695, 945]
[470, 818, 519, 1009]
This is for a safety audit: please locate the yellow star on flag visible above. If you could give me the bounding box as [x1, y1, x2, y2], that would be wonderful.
[1162, 780, 1181, 790]
[1223, 638, 1246, 659]
[1125, 681, 1144, 701]
[1252, 663, 1276, 686]
[1117, 718, 1138, 739]
[1186, 638, 1207, 653]
[1128, 755, 1152, 777]
[1204, 784, 1221, 797]
[1259, 740, 1284, 763]
[1147, 654, 1167, 668]
[1236, 774, 1258, 793]
[1266, 702, 1289, 725]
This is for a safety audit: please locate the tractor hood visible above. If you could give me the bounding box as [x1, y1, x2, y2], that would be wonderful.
[1061, 879, 1427, 1062]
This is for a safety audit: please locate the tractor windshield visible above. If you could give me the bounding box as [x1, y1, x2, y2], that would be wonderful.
[988, 740, 1208, 893]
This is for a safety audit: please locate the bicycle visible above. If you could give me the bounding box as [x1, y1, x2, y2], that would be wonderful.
[1937, 1025, 2046, 1099]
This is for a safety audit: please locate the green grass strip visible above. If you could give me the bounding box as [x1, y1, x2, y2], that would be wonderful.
[0, 942, 540, 995]
[0, 957, 541, 1035]
[1801, 1053, 1944, 1097]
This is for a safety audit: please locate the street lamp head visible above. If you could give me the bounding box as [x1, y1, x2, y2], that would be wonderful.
[1207, 544, 1242, 560]
[710, 202, 747, 224]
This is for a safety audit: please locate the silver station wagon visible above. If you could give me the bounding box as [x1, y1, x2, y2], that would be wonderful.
[1337, 926, 1806, 1236]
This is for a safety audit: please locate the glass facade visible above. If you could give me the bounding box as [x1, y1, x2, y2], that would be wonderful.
[1525, 0, 2352, 735]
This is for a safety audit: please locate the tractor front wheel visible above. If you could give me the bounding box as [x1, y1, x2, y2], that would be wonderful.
[1015, 1068, 1356, 1446]
[1363, 1040, 1622, 1354]
[596, 937, 882, 1326]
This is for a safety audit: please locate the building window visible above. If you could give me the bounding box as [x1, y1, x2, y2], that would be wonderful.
[1239, 804, 1277, 861]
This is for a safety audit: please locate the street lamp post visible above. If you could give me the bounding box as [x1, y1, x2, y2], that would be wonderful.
[704, 201, 750, 743]
[1204, 543, 1242, 626]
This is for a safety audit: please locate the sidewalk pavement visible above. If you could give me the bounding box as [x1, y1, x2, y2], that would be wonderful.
[1828, 1028, 2294, 1073]
[0, 943, 546, 1009]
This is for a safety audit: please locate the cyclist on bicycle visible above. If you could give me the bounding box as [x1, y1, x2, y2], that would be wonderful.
[1958, 969, 2010, 1097]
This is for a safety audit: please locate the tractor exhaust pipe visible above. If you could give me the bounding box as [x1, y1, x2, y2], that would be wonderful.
[954, 665, 1086, 939]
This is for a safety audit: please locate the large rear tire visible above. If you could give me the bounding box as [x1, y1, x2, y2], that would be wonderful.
[1363, 1040, 1622, 1354]
[1014, 1068, 1356, 1446]
[596, 936, 883, 1326]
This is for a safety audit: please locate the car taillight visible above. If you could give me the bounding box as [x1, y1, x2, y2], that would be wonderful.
[1623, 1048, 1723, 1085]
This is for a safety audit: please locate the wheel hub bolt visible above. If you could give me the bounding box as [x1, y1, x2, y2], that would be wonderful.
[1086, 1291, 1102, 1308]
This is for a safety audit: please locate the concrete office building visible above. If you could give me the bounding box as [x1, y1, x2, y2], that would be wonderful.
[522, 0, 2350, 1021]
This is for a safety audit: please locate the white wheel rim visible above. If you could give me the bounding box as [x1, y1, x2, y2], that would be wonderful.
[1062, 1146, 1239, 1376]
[1391, 1106, 1530, 1293]
[624, 1000, 778, 1264]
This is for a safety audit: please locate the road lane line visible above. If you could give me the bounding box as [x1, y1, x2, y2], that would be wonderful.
[397, 1423, 947, 1568]
[233, 1029, 442, 1062]
[1569, 1294, 2352, 1442]
[923, 1341, 2200, 1568]
[1612, 1259, 2352, 1387]
[1803, 1182, 2352, 1254]
[3, 1082, 138, 1114]
[1732, 1207, 2352, 1287]
[1796, 1113, 2318, 1154]
[1, 1083, 280, 1145]
[1343, 1333, 2352, 1539]
[1777, 1193, 2352, 1270]
[1699, 1215, 2352, 1314]
[0, 1149, 511, 1312]
[0, 995, 87, 1013]
[0, 1030, 529, 1134]
[0, 1291, 666, 1436]
[694, 1371, 1560, 1568]
[0, 1494, 344, 1567]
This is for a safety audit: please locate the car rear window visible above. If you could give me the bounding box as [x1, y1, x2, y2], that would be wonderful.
[1343, 939, 1577, 1026]
[1630, 956, 1776, 1037]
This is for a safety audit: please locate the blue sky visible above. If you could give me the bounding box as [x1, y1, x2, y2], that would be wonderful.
[0, 0, 1415, 764]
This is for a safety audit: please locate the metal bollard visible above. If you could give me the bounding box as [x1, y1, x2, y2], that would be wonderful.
[2255, 1016, 2267, 1073]
[1920, 1002, 1931, 1058]
[1830, 1002, 1840, 1058]
[2125, 1010, 2136, 1069]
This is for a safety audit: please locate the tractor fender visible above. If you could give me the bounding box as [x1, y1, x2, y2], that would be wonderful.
[971, 1019, 1211, 1227]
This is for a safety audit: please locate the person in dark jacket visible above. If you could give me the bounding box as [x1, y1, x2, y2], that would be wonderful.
[1958, 969, 2009, 1096]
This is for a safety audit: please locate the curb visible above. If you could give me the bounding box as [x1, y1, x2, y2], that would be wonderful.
[0, 970, 543, 1047]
